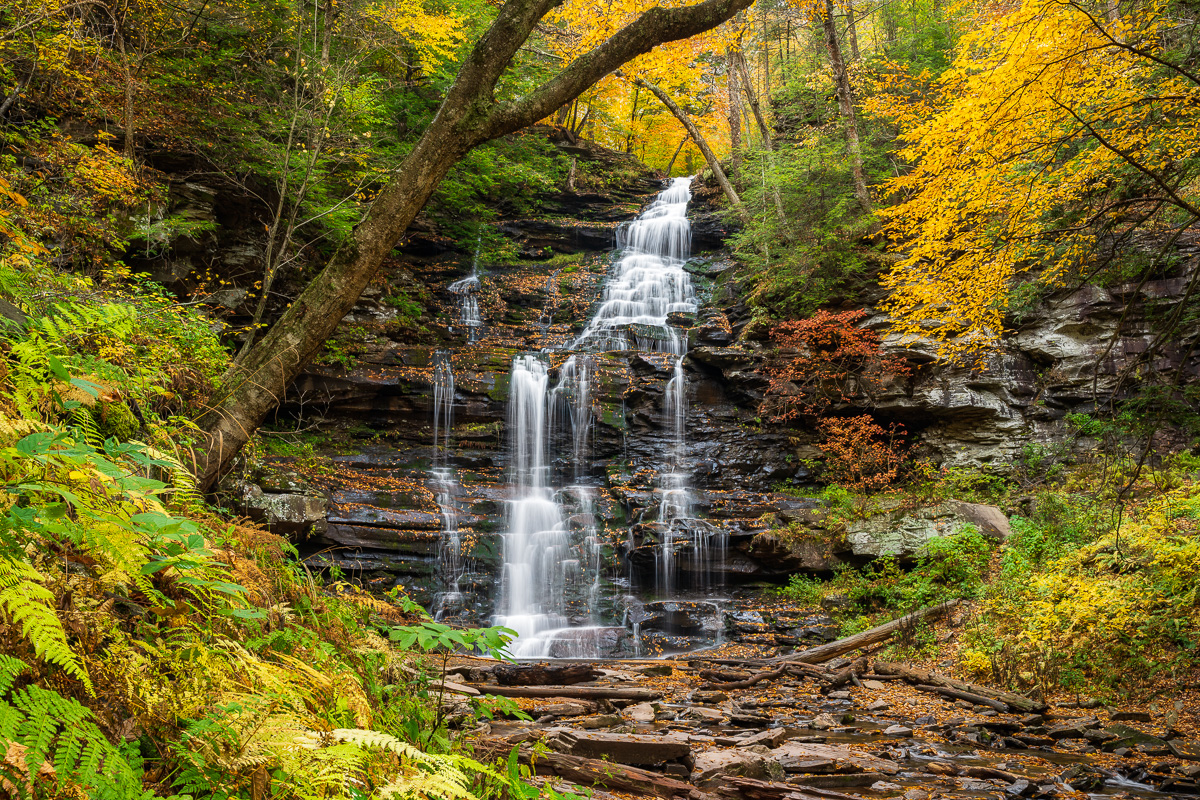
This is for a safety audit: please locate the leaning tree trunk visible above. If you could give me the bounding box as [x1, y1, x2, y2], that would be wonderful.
[193, 0, 754, 490]
[820, 0, 870, 209]
[635, 78, 750, 223]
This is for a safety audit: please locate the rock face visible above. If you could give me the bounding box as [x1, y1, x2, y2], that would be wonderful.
[211, 153, 1196, 636]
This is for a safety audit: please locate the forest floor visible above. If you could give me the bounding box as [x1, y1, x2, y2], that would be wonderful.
[445, 602, 1200, 800]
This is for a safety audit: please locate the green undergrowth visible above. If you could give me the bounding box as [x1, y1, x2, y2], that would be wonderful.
[0, 167, 540, 799]
[777, 447, 1200, 697]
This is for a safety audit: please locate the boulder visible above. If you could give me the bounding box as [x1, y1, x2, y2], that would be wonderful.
[239, 484, 327, 537]
[542, 729, 690, 766]
[845, 501, 1009, 558]
[691, 749, 784, 787]
[771, 742, 900, 775]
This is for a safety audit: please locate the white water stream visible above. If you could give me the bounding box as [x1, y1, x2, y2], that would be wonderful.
[494, 177, 715, 657]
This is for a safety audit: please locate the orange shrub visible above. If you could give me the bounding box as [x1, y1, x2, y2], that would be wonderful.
[819, 414, 907, 490]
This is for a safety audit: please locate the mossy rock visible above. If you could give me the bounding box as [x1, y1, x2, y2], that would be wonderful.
[96, 401, 139, 441]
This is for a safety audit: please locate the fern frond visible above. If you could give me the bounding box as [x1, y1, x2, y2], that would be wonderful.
[0, 558, 90, 692]
[0, 655, 27, 695]
[136, 443, 203, 506]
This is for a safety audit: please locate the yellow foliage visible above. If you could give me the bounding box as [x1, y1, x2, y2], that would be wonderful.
[982, 482, 1200, 689]
[364, 0, 465, 68]
[877, 0, 1200, 357]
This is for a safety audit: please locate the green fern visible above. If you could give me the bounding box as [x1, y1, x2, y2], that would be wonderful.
[0, 557, 90, 692]
[0, 659, 159, 800]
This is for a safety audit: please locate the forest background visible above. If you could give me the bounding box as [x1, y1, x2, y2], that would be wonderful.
[0, 0, 1198, 796]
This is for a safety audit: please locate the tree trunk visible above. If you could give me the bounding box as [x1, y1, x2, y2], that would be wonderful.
[193, 0, 754, 489]
[493, 662, 598, 686]
[665, 134, 688, 175]
[773, 601, 957, 664]
[874, 662, 1047, 712]
[626, 84, 640, 153]
[462, 685, 661, 701]
[635, 78, 749, 222]
[737, 53, 772, 148]
[726, 49, 742, 173]
[820, 0, 870, 209]
[737, 54, 787, 226]
[845, 0, 861, 61]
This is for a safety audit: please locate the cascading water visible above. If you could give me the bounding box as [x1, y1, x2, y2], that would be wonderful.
[493, 176, 722, 657]
[492, 356, 609, 657]
[449, 238, 484, 343]
[573, 178, 695, 355]
[430, 351, 466, 620]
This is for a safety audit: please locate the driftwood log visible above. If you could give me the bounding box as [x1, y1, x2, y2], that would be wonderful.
[475, 739, 696, 799]
[824, 657, 868, 691]
[916, 684, 1009, 712]
[700, 666, 788, 690]
[494, 663, 599, 686]
[774, 601, 958, 664]
[466, 684, 662, 701]
[874, 662, 1045, 712]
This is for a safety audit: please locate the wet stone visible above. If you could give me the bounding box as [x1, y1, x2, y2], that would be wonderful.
[1170, 740, 1200, 761]
[738, 729, 790, 748]
[577, 714, 623, 729]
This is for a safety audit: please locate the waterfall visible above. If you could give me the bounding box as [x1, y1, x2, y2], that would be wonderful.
[430, 351, 466, 620]
[432, 350, 454, 461]
[493, 176, 715, 657]
[573, 177, 696, 355]
[493, 355, 607, 657]
[449, 237, 484, 343]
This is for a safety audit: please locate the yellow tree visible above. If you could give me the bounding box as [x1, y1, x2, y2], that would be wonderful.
[878, 0, 1200, 357]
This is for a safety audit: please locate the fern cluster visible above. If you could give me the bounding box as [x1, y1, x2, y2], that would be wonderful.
[0, 656, 159, 800]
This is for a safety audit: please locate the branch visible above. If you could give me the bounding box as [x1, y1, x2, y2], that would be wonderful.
[1050, 99, 1200, 219]
[485, 0, 754, 136]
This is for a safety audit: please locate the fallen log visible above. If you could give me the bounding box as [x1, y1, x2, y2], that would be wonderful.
[399, 665, 480, 696]
[494, 663, 599, 686]
[873, 662, 1045, 712]
[466, 684, 662, 701]
[774, 602, 958, 665]
[701, 666, 788, 690]
[825, 657, 867, 691]
[475, 739, 695, 799]
[699, 668, 754, 683]
[786, 663, 833, 680]
[916, 684, 1009, 713]
[962, 766, 1021, 783]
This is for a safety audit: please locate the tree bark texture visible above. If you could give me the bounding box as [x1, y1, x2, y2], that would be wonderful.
[192, 0, 754, 489]
[727, 48, 743, 173]
[635, 78, 749, 222]
[820, 0, 870, 209]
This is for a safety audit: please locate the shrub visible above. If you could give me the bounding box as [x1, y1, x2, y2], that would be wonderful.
[818, 415, 907, 491]
[777, 573, 825, 605]
[762, 309, 910, 420]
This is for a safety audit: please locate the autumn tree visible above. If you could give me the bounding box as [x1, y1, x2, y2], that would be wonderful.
[878, 0, 1200, 358]
[192, 0, 754, 490]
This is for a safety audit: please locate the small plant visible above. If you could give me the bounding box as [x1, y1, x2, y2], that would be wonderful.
[777, 573, 825, 605]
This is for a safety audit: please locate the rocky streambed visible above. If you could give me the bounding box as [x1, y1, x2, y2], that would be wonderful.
[446, 647, 1200, 800]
